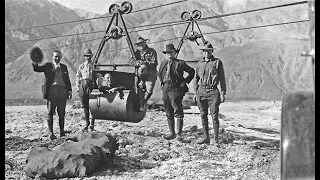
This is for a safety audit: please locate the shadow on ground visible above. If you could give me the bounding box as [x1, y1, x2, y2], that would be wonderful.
[247, 127, 279, 134]
[5, 136, 68, 151]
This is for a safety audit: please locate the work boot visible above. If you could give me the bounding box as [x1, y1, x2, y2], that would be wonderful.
[82, 126, 89, 133]
[139, 98, 147, 112]
[164, 118, 176, 140]
[176, 118, 184, 142]
[59, 117, 65, 137]
[212, 119, 220, 147]
[139, 92, 152, 111]
[47, 115, 56, 140]
[82, 109, 90, 132]
[50, 134, 57, 140]
[197, 118, 210, 145]
[89, 117, 95, 131]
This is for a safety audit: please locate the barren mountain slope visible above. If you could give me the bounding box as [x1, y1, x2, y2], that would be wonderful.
[5, 0, 84, 64]
[5, 0, 310, 101]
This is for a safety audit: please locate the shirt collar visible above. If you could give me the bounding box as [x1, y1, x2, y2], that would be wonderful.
[141, 45, 149, 52]
[53, 62, 60, 68]
[84, 61, 93, 66]
[202, 55, 215, 62]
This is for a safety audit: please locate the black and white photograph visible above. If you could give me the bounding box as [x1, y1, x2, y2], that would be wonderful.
[5, 0, 315, 179]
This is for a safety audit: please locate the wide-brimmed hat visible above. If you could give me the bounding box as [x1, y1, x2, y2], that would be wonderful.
[134, 37, 148, 45]
[83, 48, 93, 56]
[162, 43, 178, 54]
[199, 42, 217, 51]
[30, 46, 43, 63]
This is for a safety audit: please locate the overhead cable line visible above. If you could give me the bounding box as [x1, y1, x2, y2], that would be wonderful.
[5, 6, 61, 21]
[5, 21, 189, 59]
[5, 0, 306, 44]
[199, 1, 307, 22]
[147, 20, 308, 46]
[5, 0, 189, 32]
[6, 20, 188, 44]
[131, 0, 188, 13]
[5, 19, 308, 60]
[5, 36, 103, 59]
[202, 19, 308, 36]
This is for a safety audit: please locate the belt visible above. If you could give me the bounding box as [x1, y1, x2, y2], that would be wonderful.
[51, 84, 66, 88]
[163, 80, 176, 85]
[80, 79, 93, 82]
[200, 85, 217, 89]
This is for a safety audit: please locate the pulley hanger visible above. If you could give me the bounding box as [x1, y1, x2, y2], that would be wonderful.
[91, 1, 140, 94]
[176, 10, 208, 58]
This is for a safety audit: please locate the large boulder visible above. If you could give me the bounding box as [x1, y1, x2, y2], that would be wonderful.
[23, 132, 119, 179]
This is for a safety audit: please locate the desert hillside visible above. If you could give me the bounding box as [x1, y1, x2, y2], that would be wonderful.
[5, 0, 85, 64]
[5, 0, 311, 102]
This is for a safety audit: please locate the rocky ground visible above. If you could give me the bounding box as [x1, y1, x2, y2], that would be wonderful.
[5, 100, 282, 180]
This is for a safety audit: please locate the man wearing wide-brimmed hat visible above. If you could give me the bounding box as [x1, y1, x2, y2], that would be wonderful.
[193, 42, 226, 147]
[133, 36, 158, 111]
[32, 50, 72, 140]
[158, 43, 195, 142]
[76, 48, 98, 132]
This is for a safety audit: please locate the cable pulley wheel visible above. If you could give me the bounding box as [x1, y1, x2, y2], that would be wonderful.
[181, 11, 191, 21]
[121, 1, 133, 14]
[192, 10, 202, 19]
[109, 4, 120, 15]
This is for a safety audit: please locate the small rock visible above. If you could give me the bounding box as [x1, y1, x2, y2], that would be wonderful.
[87, 177, 97, 180]
[219, 128, 225, 134]
[238, 124, 246, 128]
[233, 140, 246, 145]
[185, 125, 197, 132]
[5, 129, 12, 134]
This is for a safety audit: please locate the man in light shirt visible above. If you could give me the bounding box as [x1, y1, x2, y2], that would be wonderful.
[193, 42, 226, 147]
[76, 48, 98, 132]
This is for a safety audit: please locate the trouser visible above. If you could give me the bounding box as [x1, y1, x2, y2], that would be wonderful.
[196, 87, 221, 142]
[78, 79, 95, 127]
[47, 86, 68, 134]
[138, 67, 157, 95]
[162, 82, 184, 135]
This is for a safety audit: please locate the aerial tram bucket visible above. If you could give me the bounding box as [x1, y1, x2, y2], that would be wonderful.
[89, 1, 146, 123]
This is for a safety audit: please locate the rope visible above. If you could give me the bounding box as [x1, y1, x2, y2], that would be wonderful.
[5, 19, 308, 60]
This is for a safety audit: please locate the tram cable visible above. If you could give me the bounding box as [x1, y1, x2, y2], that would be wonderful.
[5, 0, 189, 32]
[5, 6, 62, 21]
[5, 0, 307, 45]
[5, 19, 308, 60]
[5, 1, 26, 8]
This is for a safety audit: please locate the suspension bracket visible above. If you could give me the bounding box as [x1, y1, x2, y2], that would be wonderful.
[176, 10, 208, 57]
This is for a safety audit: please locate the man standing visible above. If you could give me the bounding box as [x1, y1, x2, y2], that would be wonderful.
[76, 48, 98, 132]
[158, 44, 195, 142]
[32, 50, 72, 140]
[193, 42, 226, 146]
[133, 37, 158, 111]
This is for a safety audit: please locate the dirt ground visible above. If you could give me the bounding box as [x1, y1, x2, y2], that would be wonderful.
[5, 100, 282, 180]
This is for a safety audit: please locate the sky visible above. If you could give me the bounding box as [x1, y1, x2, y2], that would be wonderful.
[50, 0, 119, 14]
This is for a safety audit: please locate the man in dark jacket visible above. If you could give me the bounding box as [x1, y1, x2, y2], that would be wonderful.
[158, 44, 195, 142]
[193, 42, 226, 147]
[32, 50, 72, 140]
